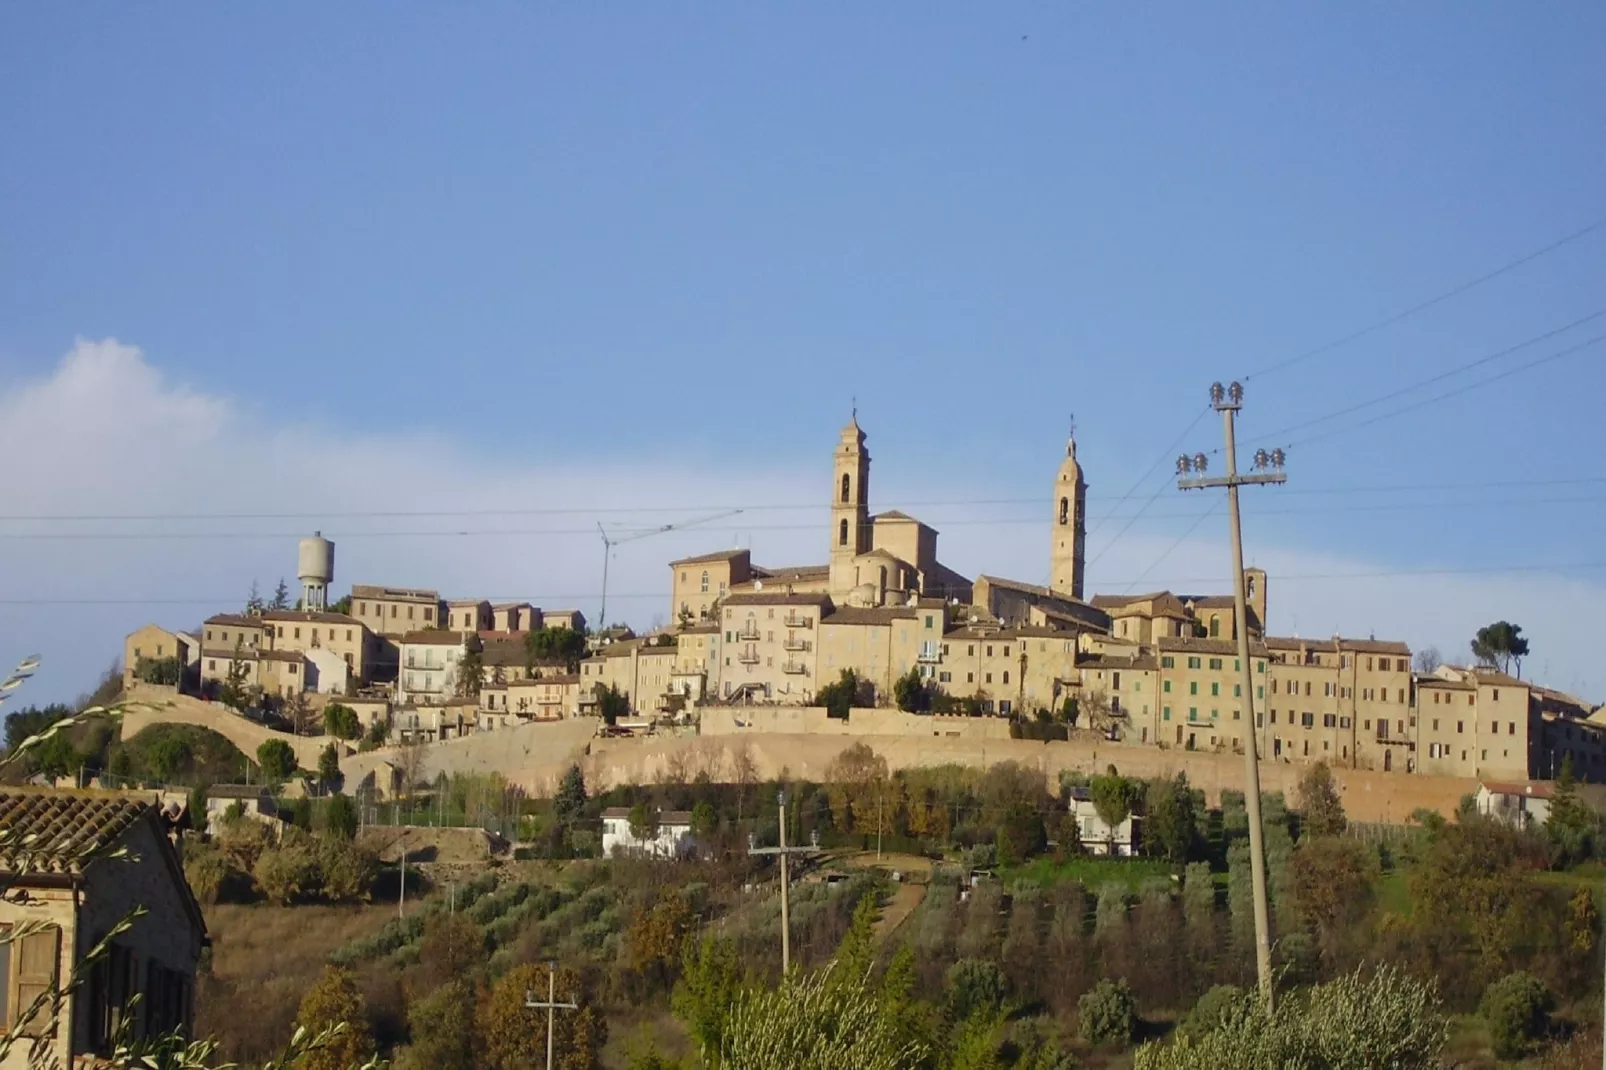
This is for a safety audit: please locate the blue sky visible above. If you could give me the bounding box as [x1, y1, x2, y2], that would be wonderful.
[1, 4, 1603, 705]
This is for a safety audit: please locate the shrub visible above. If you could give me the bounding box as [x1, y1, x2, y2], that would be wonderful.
[323, 703, 362, 740]
[1079, 978, 1136, 1046]
[294, 966, 377, 1070]
[946, 959, 1006, 1022]
[1178, 984, 1243, 1042]
[183, 843, 232, 905]
[324, 792, 358, 839]
[1479, 970, 1553, 1060]
[257, 738, 297, 780]
[253, 833, 319, 904]
[315, 834, 379, 902]
[1133, 965, 1447, 1069]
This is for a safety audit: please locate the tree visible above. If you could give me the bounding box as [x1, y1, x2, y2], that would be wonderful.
[1080, 689, 1117, 735]
[417, 913, 486, 990]
[323, 792, 359, 840]
[555, 764, 588, 823]
[627, 890, 695, 993]
[1413, 646, 1443, 674]
[318, 743, 340, 787]
[892, 669, 931, 714]
[406, 979, 478, 1070]
[135, 656, 182, 686]
[825, 742, 889, 836]
[1079, 978, 1137, 1046]
[270, 578, 291, 611]
[257, 738, 297, 781]
[219, 638, 252, 712]
[628, 801, 660, 846]
[456, 636, 484, 699]
[1090, 771, 1142, 832]
[1544, 753, 1597, 865]
[246, 580, 265, 615]
[1291, 836, 1376, 961]
[479, 963, 606, 1070]
[718, 965, 927, 1070]
[597, 684, 629, 727]
[1297, 762, 1347, 838]
[817, 669, 864, 720]
[1144, 773, 1200, 864]
[1479, 971, 1553, 1060]
[293, 966, 376, 1070]
[323, 703, 361, 740]
[690, 800, 717, 838]
[3, 703, 73, 755]
[283, 691, 318, 736]
[396, 734, 428, 798]
[1471, 620, 1529, 677]
[526, 626, 588, 668]
[673, 937, 741, 1066]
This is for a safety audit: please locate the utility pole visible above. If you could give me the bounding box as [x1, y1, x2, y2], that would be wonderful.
[525, 961, 579, 1070]
[1176, 380, 1285, 1009]
[747, 790, 815, 974]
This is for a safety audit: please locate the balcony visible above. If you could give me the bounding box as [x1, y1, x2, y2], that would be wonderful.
[782, 661, 807, 675]
[783, 613, 812, 628]
[917, 647, 941, 663]
[783, 637, 811, 652]
[736, 626, 762, 642]
[738, 647, 761, 665]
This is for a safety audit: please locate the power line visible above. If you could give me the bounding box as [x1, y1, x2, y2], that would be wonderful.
[5, 491, 1606, 542]
[6, 560, 1604, 607]
[1242, 213, 1606, 382]
[1082, 407, 1212, 573]
[1282, 333, 1606, 451]
[1121, 499, 1224, 594]
[1255, 311, 1606, 446]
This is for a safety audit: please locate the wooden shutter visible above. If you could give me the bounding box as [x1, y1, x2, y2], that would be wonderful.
[12, 925, 60, 1037]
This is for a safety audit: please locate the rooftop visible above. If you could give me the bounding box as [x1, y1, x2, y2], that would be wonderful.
[261, 610, 361, 625]
[349, 584, 439, 602]
[1481, 780, 1555, 800]
[600, 807, 695, 825]
[825, 606, 918, 626]
[670, 548, 750, 567]
[399, 631, 464, 646]
[0, 790, 153, 874]
[1156, 636, 1269, 657]
[1264, 636, 1412, 656]
[723, 591, 834, 607]
[204, 614, 265, 628]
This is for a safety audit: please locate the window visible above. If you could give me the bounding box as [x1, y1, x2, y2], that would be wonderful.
[925, 615, 934, 629]
[939, 672, 951, 683]
[1457, 721, 1464, 734]
[1340, 717, 1350, 728]
[1161, 656, 1175, 668]
[1398, 688, 1405, 703]
[967, 673, 974, 683]
[1059, 496, 1068, 524]
[1323, 713, 1337, 728]
[986, 646, 994, 657]
[1189, 682, 1198, 695]
[1509, 722, 1516, 735]
[1301, 712, 1315, 728]
[985, 673, 992, 684]
[1163, 706, 1171, 721]
[1188, 656, 1201, 669]
[1493, 689, 1500, 701]
[407, 607, 415, 620]
[1209, 617, 1219, 637]
[841, 473, 851, 503]
[700, 571, 709, 593]
[1210, 682, 1219, 697]
[1163, 681, 1171, 693]
[1112, 671, 1122, 690]
[1208, 657, 1223, 670]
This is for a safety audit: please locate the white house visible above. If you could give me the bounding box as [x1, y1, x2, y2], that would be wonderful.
[396, 631, 466, 705]
[201, 785, 280, 835]
[1066, 786, 1139, 857]
[1476, 780, 1554, 826]
[304, 647, 352, 695]
[601, 807, 695, 859]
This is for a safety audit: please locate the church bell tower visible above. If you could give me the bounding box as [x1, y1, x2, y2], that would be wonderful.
[1050, 430, 1087, 600]
[829, 413, 871, 596]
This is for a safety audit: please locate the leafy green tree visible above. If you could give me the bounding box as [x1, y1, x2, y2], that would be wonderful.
[1134, 967, 1447, 1069]
[1471, 620, 1529, 676]
[270, 578, 292, 611]
[674, 937, 742, 1066]
[946, 959, 1005, 1024]
[148, 734, 195, 782]
[1297, 762, 1347, 838]
[406, 979, 478, 1070]
[1545, 753, 1598, 865]
[817, 669, 863, 720]
[690, 800, 718, 838]
[719, 965, 926, 1070]
[1144, 773, 1199, 864]
[293, 966, 376, 1070]
[525, 626, 588, 667]
[597, 683, 630, 727]
[456, 636, 484, 699]
[135, 656, 183, 686]
[3, 703, 72, 754]
[317, 742, 340, 787]
[1079, 978, 1137, 1046]
[628, 801, 660, 844]
[892, 668, 931, 713]
[1090, 771, 1142, 832]
[257, 738, 297, 780]
[1291, 836, 1377, 962]
[330, 594, 353, 615]
[996, 800, 1047, 866]
[1178, 985, 1244, 1042]
[555, 764, 588, 823]
[323, 703, 361, 740]
[364, 718, 389, 748]
[324, 792, 358, 840]
[1479, 971, 1553, 1060]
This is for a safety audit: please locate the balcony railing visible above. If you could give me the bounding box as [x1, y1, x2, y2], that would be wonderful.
[736, 626, 762, 641]
[738, 648, 761, 665]
[782, 661, 807, 675]
[783, 637, 811, 652]
[917, 648, 941, 663]
[783, 614, 812, 628]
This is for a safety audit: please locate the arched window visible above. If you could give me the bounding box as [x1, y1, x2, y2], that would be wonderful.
[699, 570, 709, 593]
[1247, 575, 1257, 599]
[841, 473, 851, 503]
[879, 566, 888, 590]
[1209, 616, 1220, 638]
[839, 518, 849, 546]
[1058, 497, 1069, 525]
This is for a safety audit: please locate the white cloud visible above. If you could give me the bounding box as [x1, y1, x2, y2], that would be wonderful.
[1, 338, 1600, 708]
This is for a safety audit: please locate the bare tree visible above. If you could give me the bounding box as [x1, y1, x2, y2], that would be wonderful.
[1413, 646, 1443, 674]
[396, 736, 428, 800]
[1080, 689, 1116, 736]
[283, 692, 319, 736]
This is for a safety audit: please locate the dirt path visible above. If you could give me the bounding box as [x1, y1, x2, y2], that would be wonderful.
[874, 881, 927, 943]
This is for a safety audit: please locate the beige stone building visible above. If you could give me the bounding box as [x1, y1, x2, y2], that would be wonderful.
[493, 602, 538, 632]
[199, 646, 308, 699]
[348, 584, 442, 636]
[261, 609, 374, 682]
[1155, 637, 1269, 755]
[447, 599, 493, 634]
[1415, 666, 1531, 781]
[122, 625, 195, 690]
[544, 609, 586, 632]
[200, 614, 271, 652]
[1049, 434, 1088, 601]
[716, 592, 831, 703]
[0, 790, 206, 1067]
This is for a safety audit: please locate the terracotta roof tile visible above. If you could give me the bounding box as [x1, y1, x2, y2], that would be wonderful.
[0, 791, 150, 874]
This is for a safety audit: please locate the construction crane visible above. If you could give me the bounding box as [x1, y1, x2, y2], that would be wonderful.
[596, 509, 743, 631]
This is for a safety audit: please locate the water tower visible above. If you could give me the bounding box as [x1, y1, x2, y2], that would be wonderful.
[298, 532, 335, 612]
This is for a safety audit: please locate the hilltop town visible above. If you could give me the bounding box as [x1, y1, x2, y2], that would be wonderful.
[115, 416, 1602, 792]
